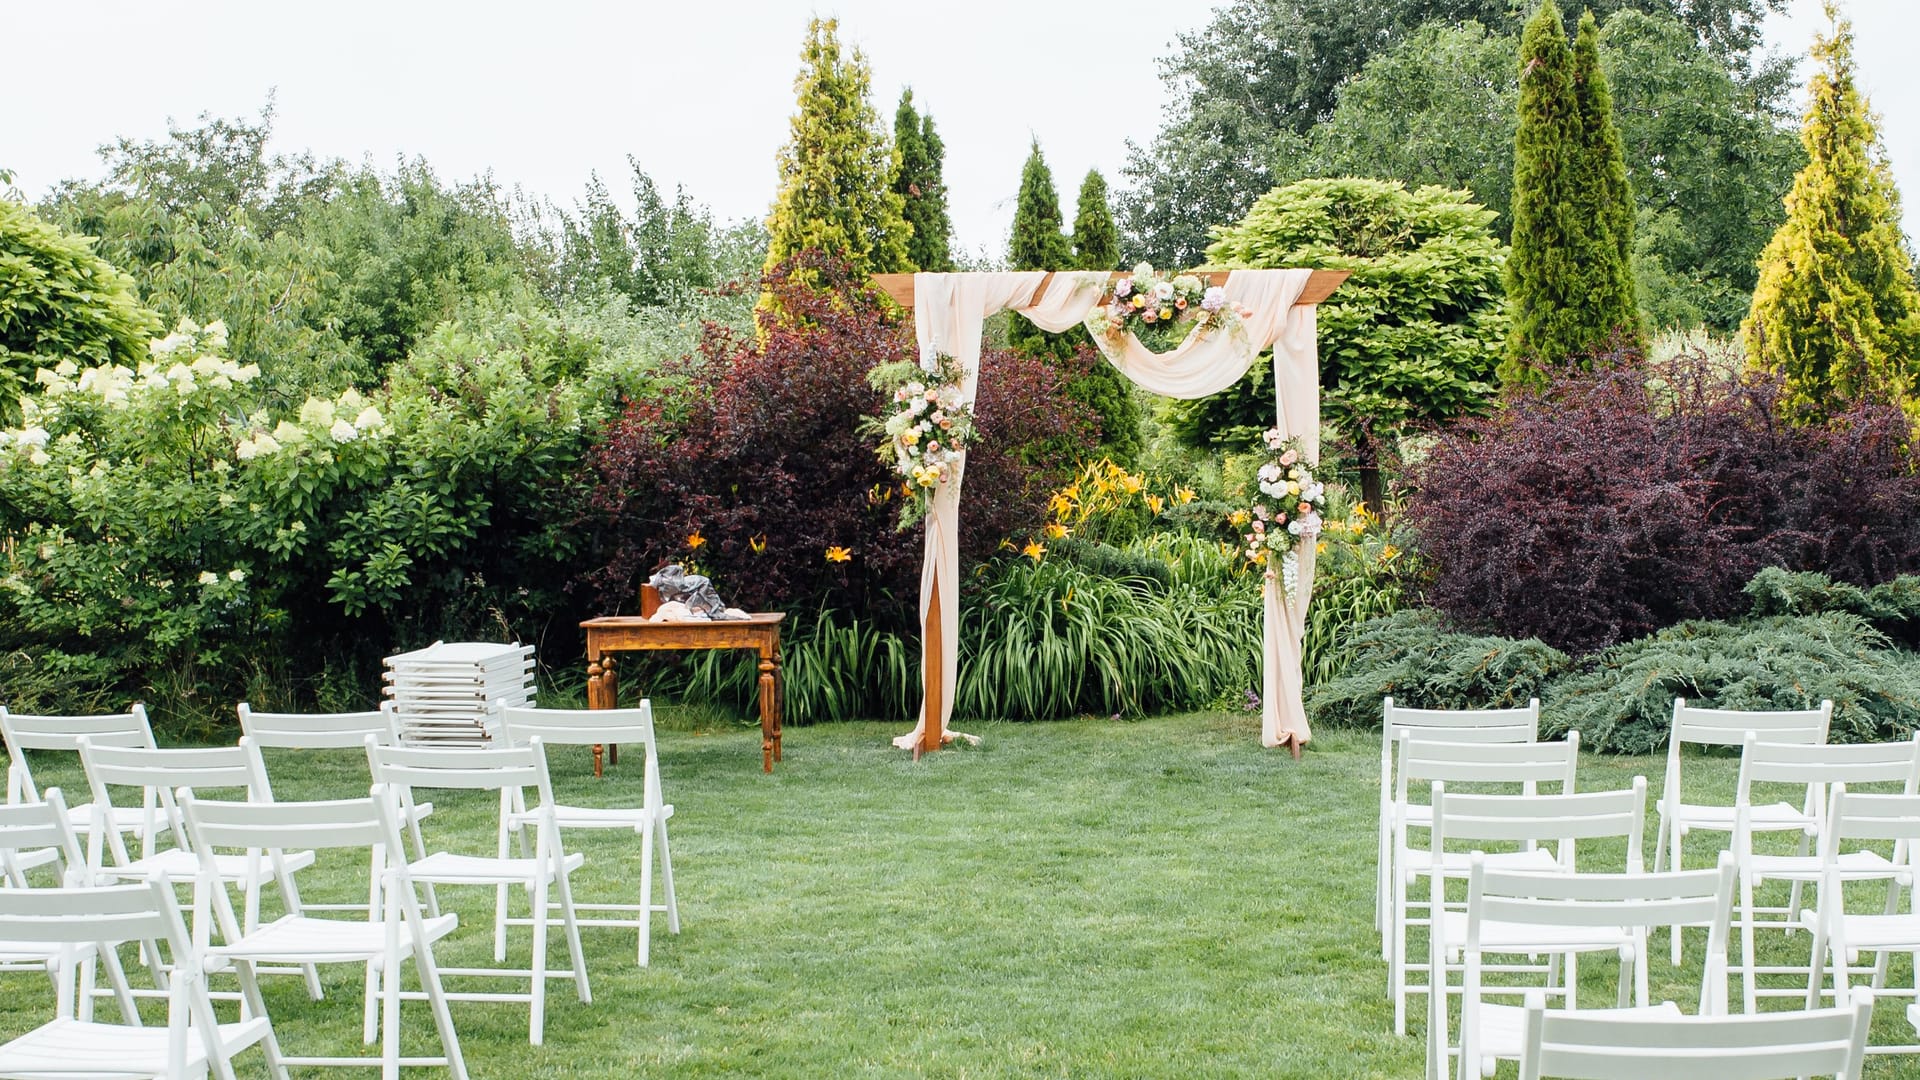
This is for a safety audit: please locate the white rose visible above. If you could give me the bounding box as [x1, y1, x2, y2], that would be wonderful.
[1258, 463, 1282, 483]
[1153, 281, 1176, 300]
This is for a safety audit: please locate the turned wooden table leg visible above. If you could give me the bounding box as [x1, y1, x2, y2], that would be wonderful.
[587, 653, 618, 779]
[758, 653, 777, 774]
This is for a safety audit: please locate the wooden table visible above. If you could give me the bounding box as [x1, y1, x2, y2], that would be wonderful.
[580, 613, 786, 773]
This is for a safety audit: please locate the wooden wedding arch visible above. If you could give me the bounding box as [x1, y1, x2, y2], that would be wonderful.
[870, 268, 1348, 757]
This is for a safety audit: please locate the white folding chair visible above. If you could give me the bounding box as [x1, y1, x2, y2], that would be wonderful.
[180, 785, 466, 1080]
[366, 737, 590, 1046]
[1803, 786, 1920, 1054]
[1518, 990, 1871, 1080]
[0, 705, 158, 851]
[1732, 734, 1920, 1013]
[1389, 730, 1578, 1035]
[1654, 697, 1830, 964]
[1378, 698, 1540, 950]
[0, 878, 287, 1080]
[494, 701, 680, 964]
[0, 787, 141, 1025]
[1439, 848, 1734, 1080]
[239, 701, 438, 914]
[77, 736, 322, 998]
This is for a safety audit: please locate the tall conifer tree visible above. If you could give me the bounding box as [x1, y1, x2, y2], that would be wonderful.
[1743, 7, 1920, 418]
[1502, 0, 1593, 383]
[763, 18, 910, 283]
[1572, 10, 1641, 352]
[1072, 169, 1121, 271]
[1008, 140, 1072, 358]
[892, 90, 953, 272]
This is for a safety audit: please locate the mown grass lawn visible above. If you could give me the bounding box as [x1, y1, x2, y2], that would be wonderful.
[8, 712, 1920, 1077]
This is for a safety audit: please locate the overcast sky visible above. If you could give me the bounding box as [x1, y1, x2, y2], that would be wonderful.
[4, 1, 1916, 256]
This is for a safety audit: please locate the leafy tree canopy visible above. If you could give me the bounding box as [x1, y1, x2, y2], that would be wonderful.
[893, 90, 953, 272]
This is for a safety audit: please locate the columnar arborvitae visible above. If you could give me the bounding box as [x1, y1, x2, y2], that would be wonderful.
[763, 18, 910, 283]
[1742, 7, 1920, 418]
[1072, 169, 1120, 271]
[1502, 1, 1597, 383]
[1572, 10, 1641, 352]
[892, 89, 953, 272]
[1008, 140, 1072, 358]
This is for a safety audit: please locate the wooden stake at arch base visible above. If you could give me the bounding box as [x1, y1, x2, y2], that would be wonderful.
[871, 267, 1351, 757]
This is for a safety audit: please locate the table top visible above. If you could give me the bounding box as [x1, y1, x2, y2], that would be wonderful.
[582, 613, 785, 630]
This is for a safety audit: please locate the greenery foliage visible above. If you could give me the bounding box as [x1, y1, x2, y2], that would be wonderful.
[1570, 9, 1641, 354]
[1548, 613, 1920, 752]
[891, 90, 953, 272]
[1742, 9, 1920, 419]
[0, 200, 160, 418]
[1305, 609, 1573, 728]
[763, 18, 911, 283]
[1072, 170, 1121, 271]
[1196, 177, 1507, 505]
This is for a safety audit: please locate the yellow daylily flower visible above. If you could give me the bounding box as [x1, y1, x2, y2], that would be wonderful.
[1175, 486, 1196, 504]
[1144, 494, 1165, 514]
[1045, 522, 1070, 539]
[749, 535, 768, 555]
[1022, 540, 1046, 562]
[825, 546, 852, 563]
[686, 530, 706, 551]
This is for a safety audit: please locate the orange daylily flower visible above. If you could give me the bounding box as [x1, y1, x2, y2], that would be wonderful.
[825, 546, 852, 563]
[1045, 522, 1070, 540]
[1022, 540, 1046, 562]
[686, 530, 706, 551]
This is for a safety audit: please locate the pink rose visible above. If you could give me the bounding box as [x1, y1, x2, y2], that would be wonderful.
[1298, 502, 1311, 515]
[1252, 505, 1268, 521]
[1279, 450, 1298, 466]
[1275, 513, 1287, 525]
[925, 389, 939, 402]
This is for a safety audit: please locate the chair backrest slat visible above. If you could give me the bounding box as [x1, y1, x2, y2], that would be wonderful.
[0, 879, 178, 946]
[494, 702, 659, 748]
[181, 792, 391, 851]
[1741, 734, 1920, 788]
[1671, 698, 1830, 748]
[367, 741, 544, 791]
[1520, 992, 1870, 1080]
[1434, 782, 1647, 847]
[1398, 732, 1579, 791]
[237, 702, 398, 749]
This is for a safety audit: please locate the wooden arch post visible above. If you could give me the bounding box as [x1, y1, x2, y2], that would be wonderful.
[869, 268, 1350, 756]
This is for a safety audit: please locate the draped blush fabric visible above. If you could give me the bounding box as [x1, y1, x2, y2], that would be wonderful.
[893, 268, 1320, 752]
[891, 273, 1050, 752]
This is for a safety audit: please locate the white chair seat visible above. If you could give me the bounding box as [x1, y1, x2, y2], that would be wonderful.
[1807, 911, 1920, 951]
[1402, 847, 1559, 877]
[409, 850, 585, 885]
[211, 911, 458, 965]
[538, 802, 673, 831]
[101, 846, 317, 884]
[1667, 800, 1809, 832]
[1440, 912, 1635, 954]
[0, 1014, 273, 1076]
[1473, 1000, 1682, 1067]
[66, 802, 154, 836]
[1749, 849, 1899, 882]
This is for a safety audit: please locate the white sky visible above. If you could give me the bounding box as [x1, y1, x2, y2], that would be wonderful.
[2, 1, 1916, 256]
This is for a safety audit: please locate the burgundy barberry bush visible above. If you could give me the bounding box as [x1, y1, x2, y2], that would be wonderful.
[1407, 351, 1920, 653]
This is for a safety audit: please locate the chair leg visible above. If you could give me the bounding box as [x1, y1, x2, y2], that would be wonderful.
[494, 881, 511, 964]
[361, 959, 379, 1045]
[1806, 914, 1830, 1010]
[1740, 870, 1759, 1014]
[413, 929, 468, 1080]
[381, 922, 402, 1080]
[1669, 826, 1685, 966]
[530, 873, 549, 1046]
[638, 822, 654, 967]
[555, 856, 591, 1004]
[658, 817, 680, 935]
[1392, 867, 1409, 1036]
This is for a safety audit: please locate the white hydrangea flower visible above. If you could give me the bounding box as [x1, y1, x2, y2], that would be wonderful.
[16, 427, 49, 449]
[191, 355, 224, 377]
[234, 363, 260, 384]
[198, 571, 218, 585]
[204, 320, 228, 348]
[329, 419, 358, 444]
[298, 398, 335, 427]
[271, 421, 302, 444]
[227, 569, 246, 582]
[353, 405, 385, 432]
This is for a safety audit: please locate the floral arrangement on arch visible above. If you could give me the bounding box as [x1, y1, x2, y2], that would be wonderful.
[1085, 262, 1248, 355]
[1237, 428, 1325, 601]
[865, 353, 977, 529]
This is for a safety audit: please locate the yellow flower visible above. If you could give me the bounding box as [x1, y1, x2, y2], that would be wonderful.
[1048, 492, 1074, 517]
[1022, 540, 1046, 562]
[1316, 541, 1327, 554]
[1159, 307, 1173, 320]
[1379, 544, 1401, 564]
[825, 546, 853, 563]
[686, 530, 706, 551]
[1349, 519, 1367, 536]
[1229, 509, 1251, 527]
[749, 534, 767, 555]
[902, 430, 920, 446]
[1045, 522, 1070, 539]
[1059, 586, 1074, 613]
[1175, 486, 1197, 504]
[1131, 295, 1146, 309]
[1122, 473, 1144, 494]
[1144, 494, 1164, 514]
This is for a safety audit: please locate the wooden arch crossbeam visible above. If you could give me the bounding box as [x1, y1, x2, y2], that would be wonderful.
[873, 267, 1350, 757]
[870, 269, 1349, 312]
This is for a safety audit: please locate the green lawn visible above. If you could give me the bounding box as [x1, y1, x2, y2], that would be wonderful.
[7, 713, 1920, 1077]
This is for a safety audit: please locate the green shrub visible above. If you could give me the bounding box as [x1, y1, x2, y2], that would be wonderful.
[1305, 610, 1573, 728]
[1048, 537, 1174, 591]
[1743, 565, 1920, 647]
[1548, 613, 1920, 752]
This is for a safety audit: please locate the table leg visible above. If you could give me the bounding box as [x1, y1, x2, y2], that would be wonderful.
[758, 654, 777, 773]
[771, 648, 783, 763]
[587, 654, 618, 779]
